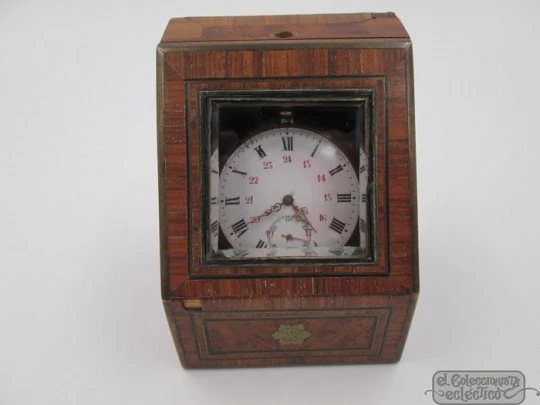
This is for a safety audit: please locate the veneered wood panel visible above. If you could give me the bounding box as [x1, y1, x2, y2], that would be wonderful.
[161, 13, 409, 43]
[192, 308, 389, 359]
[164, 295, 412, 367]
[179, 75, 388, 281]
[157, 13, 418, 368]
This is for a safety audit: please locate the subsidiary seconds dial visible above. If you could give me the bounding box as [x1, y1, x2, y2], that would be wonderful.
[218, 127, 362, 257]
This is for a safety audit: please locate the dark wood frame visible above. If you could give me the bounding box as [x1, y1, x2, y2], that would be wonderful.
[191, 80, 386, 277]
[198, 88, 375, 267]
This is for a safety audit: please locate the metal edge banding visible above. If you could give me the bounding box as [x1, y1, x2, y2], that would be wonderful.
[407, 43, 419, 296]
[363, 90, 374, 263]
[184, 74, 386, 83]
[382, 75, 391, 282]
[156, 47, 171, 300]
[195, 90, 380, 272]
[185, 82, 193, 281]
[157, 39, 411, 53]
[189, 310, 206, 361]
[375, 305, 393, 355]
[365, 313, 381, 352]
[195, 89, 211, 277]
[197, 88, 376, 268]
[395, 42, 419, 360]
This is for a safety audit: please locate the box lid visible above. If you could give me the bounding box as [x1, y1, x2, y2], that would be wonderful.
[160, 13, 409, 44]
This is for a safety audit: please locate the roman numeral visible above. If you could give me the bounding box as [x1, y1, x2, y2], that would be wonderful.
[256, 240, 267, 248]
[329, 165, 344, 176]
[211, 220, 219, 234]
[360, 218, 367, 233]
[232, 248, 248, 258]
[282, 136, 293, 151]
[361, 193, 367, 202]
[359, 165, 366, 174]
[310, 142, 320, 157]
[329, 217, 346, 234]
[232, 168, 247, 176]
[337, 193, 352, 203]
[211, 197, 217, 205]
[225, 197, 240, 205]
[254, 145, 267, 158]
[231, 219, 248, 237]
[329, 247, 344, 256]
[211, 169, 218, 174]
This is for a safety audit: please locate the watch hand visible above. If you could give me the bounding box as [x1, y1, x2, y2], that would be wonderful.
[281, 234, 310, 243]
[249, 202, 282, 223]
[248, 194, 296, 224]
[292, 204, 318, 233]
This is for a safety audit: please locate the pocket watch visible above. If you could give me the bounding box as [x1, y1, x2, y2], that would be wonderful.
[205, 96, 372, 263]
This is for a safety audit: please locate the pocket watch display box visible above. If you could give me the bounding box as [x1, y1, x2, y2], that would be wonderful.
[157, 12, 418, 368]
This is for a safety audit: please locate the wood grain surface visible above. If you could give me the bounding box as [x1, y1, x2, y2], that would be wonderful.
[157, 12, 418, 367]
[161, 13, 409, 43]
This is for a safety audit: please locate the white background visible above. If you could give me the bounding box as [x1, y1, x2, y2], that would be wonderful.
[1, 1, 539, 404]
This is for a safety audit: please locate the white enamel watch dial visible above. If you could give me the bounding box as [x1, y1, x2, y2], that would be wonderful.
[214, 127, 367, 258]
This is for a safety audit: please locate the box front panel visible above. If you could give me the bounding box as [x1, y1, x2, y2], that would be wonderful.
[157, 41, 417, 368]
[159, 46, 414, 297]
[164, 294, 413, 367]
[191, 308, 391, 360]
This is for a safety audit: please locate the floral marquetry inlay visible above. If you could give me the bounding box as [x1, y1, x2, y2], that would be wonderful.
[271, 324, 312, 346]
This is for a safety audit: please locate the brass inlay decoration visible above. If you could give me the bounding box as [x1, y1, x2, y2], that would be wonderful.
[183, 299, 202, 309]
[271, 324, 312, 346]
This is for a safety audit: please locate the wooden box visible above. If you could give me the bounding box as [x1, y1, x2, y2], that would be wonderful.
[157, 12, 418, 368]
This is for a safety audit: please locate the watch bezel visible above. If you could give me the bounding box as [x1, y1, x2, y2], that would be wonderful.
[199, 89, 376, 268]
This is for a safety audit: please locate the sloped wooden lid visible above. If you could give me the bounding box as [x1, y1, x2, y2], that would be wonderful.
[161, 13, 409, 44]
